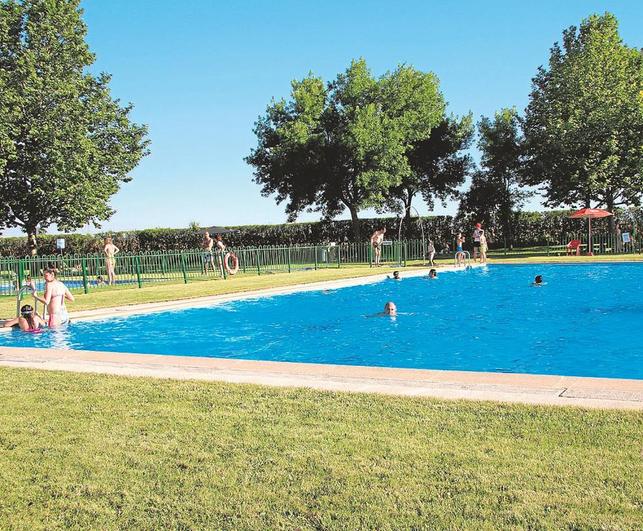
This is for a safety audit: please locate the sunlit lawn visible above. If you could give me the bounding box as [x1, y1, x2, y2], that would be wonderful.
[0, 368, 641, 529]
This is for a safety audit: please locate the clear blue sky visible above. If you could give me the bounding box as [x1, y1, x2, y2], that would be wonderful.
[14, 0, 643, 235]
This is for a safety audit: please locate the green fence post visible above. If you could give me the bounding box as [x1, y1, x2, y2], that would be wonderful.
[135, 256, 143, 288]
[81, 258, 89, 294]
[18, 259, 25, 288]
[287, 246, 291, 273]
[404, 241, 408, 267]
[180, 252, 188, 283]
[220, 251, 227, 280]
[314, 245, 318, 270]
[337, 246, 341, 268]
[255, 249, 261, 275]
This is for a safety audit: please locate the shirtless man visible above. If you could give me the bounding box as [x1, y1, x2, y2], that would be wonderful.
[104, 237, 120, 285]
[33, 267, 74, 328]
[202, 232, 215, 275]
[370, 227, 386, 266]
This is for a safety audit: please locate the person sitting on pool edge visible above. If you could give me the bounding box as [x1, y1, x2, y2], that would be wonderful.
[532, 275, 543, 286]
[428, 269, 438, 279]
[2, 304, 46, 332]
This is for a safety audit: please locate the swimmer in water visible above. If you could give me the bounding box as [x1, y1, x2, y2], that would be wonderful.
[428, 269, 437, 279]
[532, 275, 543, 286]
[383, 301, 397, 316]
[3, 304, 46, 332]
[391, 271, 400, 280]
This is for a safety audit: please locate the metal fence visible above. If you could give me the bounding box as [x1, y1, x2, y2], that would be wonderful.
[0, 242, 413, 297]
[1, 234, 640, 296]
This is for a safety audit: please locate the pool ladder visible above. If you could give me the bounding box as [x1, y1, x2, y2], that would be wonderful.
[454, 250, 471, 267]
[16, 283, 44, 320]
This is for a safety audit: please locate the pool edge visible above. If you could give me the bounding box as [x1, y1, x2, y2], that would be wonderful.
[1, 345, 641, 410]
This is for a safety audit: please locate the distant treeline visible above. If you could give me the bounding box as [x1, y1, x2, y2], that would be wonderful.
[0, 209, 640, 257]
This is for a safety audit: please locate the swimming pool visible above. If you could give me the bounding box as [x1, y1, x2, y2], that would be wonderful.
[1, 264, 642, 379]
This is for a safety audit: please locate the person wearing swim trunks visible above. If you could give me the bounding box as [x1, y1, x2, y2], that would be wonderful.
[33, 267, 74, 328]
[202, 231, 215, 275]
[370, 227, 386, 266]
[472, 223, 483, 262]
[2, 304, 46, 332]
[104, 236, 120, 285]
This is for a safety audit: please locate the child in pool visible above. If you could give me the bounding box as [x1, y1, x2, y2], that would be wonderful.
[3, 304, 46, 332]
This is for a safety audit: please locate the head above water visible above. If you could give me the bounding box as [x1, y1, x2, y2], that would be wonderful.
[20, 304, 34, 317]
[535, 275, 543, 284]
[429, 269, 437, 278]
[393, 271, 400, 279]
[384, 301, 397, 316]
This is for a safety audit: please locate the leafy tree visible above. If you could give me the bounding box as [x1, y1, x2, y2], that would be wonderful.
[246, 59, 444, 241]
[522, 13, 643, 225]
[459, 108, 528, 248]
[386, 114, 474, 232]
[0, 0, 149, 254]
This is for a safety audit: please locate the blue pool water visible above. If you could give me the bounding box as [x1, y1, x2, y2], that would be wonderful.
[1, 264, 642, 379]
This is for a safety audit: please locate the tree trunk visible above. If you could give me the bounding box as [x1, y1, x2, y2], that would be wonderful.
[348, 204, 361, 242]
[26, 229, 38, 256]
[606, 193, 616, 234]
[403, 192, 414, 239]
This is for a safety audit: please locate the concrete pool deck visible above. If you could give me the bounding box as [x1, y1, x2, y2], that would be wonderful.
[1, 265, 642, 410]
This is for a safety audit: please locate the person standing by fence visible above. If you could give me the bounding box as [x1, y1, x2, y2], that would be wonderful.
[202, 232, 215, 275]
[370, 227, 386, 266]
[472, 223, 483, 262]
[104, 237, 120, 285]
[215, 235, 226, 276]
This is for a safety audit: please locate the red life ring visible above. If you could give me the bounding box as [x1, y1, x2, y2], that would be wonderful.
[224, 252, 239, 275]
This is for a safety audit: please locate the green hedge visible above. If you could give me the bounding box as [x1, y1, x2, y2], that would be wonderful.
[0, 209, 640, 257]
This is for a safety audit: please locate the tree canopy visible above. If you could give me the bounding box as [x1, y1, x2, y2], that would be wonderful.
[386, 114, 474, 229]
[0, 0, 149, 253]
[459, 108, 528, 247]
[246, 59, 445, 240]
[522, 12, 643, 213]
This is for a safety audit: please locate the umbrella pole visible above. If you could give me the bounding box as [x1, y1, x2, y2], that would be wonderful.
[588, 217, 593, 256]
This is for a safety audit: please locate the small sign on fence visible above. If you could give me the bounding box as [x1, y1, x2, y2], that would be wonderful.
[56, 238, 66, 251]
[622, 232, 631, 244]
[382, 240, 393, 246]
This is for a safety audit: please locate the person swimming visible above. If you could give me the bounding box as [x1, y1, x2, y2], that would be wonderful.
[2, 304, 46, 332]
[383, 301, 397, 316]
[391, 271, 400, 280]
[532, 275, 543, 286]
[428, 269, 438, 279]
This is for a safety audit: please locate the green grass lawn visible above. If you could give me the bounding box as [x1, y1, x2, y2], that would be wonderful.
[0, 368, 641, 529]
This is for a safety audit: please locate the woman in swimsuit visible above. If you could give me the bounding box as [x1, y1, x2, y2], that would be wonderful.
[3, 304, 46, 332]
[456, 233, 465, 266]
[33, 267, 74, 328]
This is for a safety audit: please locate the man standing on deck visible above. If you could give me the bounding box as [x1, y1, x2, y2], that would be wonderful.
[370, 227, 386, 266]
[472, 222, 483, 262]
[202, 231, 215, 275]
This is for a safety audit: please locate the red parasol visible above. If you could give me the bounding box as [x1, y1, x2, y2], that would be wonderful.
[568, 208, 613, 255]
